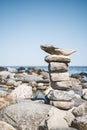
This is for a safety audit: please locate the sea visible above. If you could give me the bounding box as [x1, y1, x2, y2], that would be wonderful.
[0, 66, 87, 94]
[2, 66, 87, 75]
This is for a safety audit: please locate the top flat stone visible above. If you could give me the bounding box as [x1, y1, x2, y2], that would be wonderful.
[41, 44, 76, 56]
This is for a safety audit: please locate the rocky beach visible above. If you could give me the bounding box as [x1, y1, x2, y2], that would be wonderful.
[0, 44, 87, 130]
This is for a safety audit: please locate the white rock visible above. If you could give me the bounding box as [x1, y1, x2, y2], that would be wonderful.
[10, 84, 33, 101]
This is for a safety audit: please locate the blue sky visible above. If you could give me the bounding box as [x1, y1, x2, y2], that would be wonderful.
[0, 0, 87, 66]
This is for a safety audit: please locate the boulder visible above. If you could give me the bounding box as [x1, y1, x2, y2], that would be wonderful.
[0, 100, 69, 130]
[46, 90, 73, 101]
[50, 72, 69, 82]
[10, 84, 32, 101]
[49, 62, 68, 72]
[0, 121, 17, 130]
[45, 55, 70, 63]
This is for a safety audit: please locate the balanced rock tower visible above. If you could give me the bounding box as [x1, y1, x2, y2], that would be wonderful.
[41, 44, 76, 110]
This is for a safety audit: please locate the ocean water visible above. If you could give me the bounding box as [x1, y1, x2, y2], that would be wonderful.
[2, 66, 87, 75]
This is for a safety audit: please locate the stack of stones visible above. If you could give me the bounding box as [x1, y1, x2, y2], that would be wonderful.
[41, 44, 76, 110]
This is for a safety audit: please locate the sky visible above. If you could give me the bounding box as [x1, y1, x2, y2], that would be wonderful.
[0, 0, 87, 66]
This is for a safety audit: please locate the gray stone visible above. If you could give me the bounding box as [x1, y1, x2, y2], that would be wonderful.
[50, 72, 69, 82]
[0, 100, 69, 130]
[49, 62, 68, 72]
[51, 80, 72, 90]
[10, 84, 33, 101]
[50, 100, 74, 110]
[45, 55, 70, 63]
[46, 90, 73, 101]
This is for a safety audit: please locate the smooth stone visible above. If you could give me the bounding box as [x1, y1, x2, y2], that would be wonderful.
[49, 62, 68, 72]
[45, 55, 70, 63]
[10, 84, 33, 101]
[46, 90, 73, 101]
[0, 100, 69, 130]
[51, 80, 72, 90]
[50, 100, 74, 110]
[41, 44, 76, 56]
[50, 72, 69, 82]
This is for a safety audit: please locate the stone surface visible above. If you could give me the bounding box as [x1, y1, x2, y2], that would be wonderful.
[41, 44, 76, 56]
[49, 62, 68, 72]
[45, 55, 70, 63]
[46, 90, 73, 101]
[0, 121, 17, 130]
[10, 84, 32, 101]
[0, 100, 69, 130]
[50, 100, 74, 110]
[51, 80, 72, 90]
[50, 72, 69, 82]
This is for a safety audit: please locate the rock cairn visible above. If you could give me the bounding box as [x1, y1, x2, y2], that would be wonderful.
[41, 44, 76, 109]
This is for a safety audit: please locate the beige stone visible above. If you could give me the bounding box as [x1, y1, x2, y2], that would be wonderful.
[51, 80, 72, 90]
[45, 55, 70, 63]
[49, 62, 68, 72]
[50, 100, 74, 110]
[50, 72, 69, 82]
